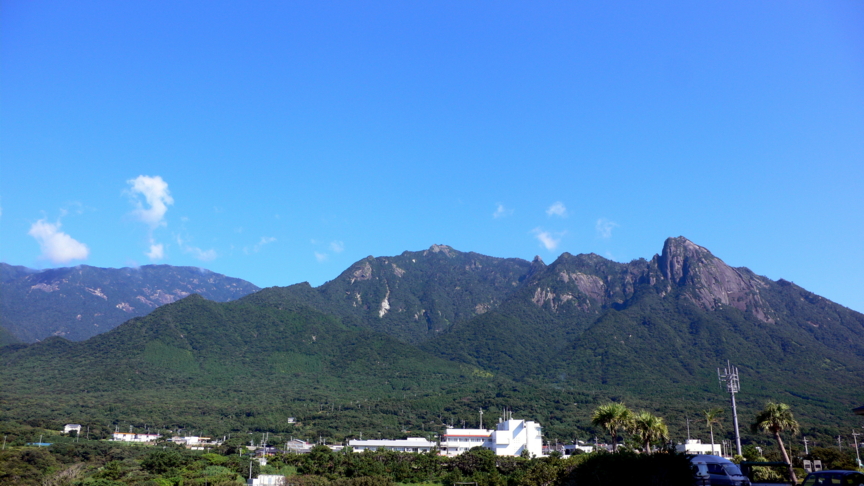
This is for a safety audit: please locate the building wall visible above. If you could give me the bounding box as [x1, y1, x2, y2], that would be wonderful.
[348, 438, 436, 453]
[441, 419, 543, 457]
[439, 428, 492, 457]
[676, 439, 723, 456]
[489, 419, 543, 457]
[112, 432, 160, 442]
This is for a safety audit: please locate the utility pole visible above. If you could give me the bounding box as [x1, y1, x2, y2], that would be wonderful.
[718, 361, 742, 456]
[479, 409, 484, 430]
[686, 416, 691, 441]
[838, 436, 842, 450]
[804, 437, 809, 455]
[852, 431, 861, 467]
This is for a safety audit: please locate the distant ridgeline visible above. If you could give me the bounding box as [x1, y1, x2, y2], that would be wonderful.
[0, 263, 260, 342]
[1, 237, 862, 444]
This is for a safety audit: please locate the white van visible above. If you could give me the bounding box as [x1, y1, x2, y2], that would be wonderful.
[691, 454, 752, 486]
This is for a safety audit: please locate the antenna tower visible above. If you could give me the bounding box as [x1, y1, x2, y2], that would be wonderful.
[718, 361, 742, 456]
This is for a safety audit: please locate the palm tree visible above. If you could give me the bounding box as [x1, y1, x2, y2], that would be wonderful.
[703, 408, 724, 456]
[591, 403, 633, 452]
[751, 402, 799, 484]
[631, 411, 669, 453]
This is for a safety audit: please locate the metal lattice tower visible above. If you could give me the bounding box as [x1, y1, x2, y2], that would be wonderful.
[718, 361, 743, 456]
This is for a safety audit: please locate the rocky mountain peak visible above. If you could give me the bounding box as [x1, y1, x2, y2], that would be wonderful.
[656, 236, 714, 284]
[653, 236, 773, 322]
[426, 244, 457, 257]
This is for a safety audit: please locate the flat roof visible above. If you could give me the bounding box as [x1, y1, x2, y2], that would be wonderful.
[349, 439, 435, 447]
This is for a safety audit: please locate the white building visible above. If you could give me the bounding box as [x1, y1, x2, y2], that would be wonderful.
[112, 432, 160, 443]
[676, 439, 724, 456]
[248, 474, 285, 486]
[170, 436, 213, 445]
[348, 437, 436, 453]
[488, 418, 543, 457]
[283, 439, 313, 453]
[440, 418, 543, 458]
[63, 424, 82, 434]
[440, 428, 492, 456]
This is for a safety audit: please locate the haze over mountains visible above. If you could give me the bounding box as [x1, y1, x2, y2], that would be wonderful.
[1, 237, 862, 442]
[0, 263, 260, 343]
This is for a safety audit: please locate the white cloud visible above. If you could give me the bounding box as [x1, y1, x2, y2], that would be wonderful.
[493, 203, 513, 219]
[532, 227, 564, 251]
[187, 246, 217, 262]
[315, 252, 328, 262]
[127, 175, 173, 228]
[146, 243, 165, 261]
[175, 234, 217, 261]
[330, 241, 345, 253]
[546, 202, 568, 218]
[28, 219, 90, 264]
[596, 218, 619, 239]
[245, 236, 276, 254]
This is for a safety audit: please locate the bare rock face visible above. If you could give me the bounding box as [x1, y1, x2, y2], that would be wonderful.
[654, 237, 774, 322]
[425, 244, 456, 257]
[350, 261, 374, 283]
[521, 238, 774, 323]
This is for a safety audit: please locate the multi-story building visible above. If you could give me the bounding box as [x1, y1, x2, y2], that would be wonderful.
[440, 417, 543, 457]
[439, 428, 492, 456]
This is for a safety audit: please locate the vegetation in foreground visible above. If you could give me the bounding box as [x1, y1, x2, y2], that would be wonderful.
[0, 435, 694, 486]
[3, 401, 861, 486]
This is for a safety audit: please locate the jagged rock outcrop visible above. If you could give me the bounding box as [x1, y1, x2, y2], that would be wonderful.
[520, 237, 774, 323]
[652, 237, 774, 322]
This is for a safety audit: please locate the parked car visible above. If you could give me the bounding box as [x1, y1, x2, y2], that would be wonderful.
[691, 454, 752, 486]
[802, 470, 864, 486]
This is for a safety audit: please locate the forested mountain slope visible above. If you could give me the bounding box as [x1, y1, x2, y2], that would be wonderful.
[254, 244, 534, 343]
[2, 237, 862, 443]
[420, 237, 864, 430]
[0, 294, 499, 435]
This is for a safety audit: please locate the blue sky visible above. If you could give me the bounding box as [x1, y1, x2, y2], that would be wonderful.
[2, 1, 863, 312]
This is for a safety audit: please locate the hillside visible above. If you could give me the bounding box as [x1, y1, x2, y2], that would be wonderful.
[1, 237, 862, 445]
[420, 237, 864, 431]
[0, 293, 502, 437]
[0, 263, 260, 342]
[259, 244, 534, 343]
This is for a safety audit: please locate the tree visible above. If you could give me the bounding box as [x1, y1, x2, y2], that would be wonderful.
[751, 402, 799, 484]
[591, 403, 633, 452]
[631, 411, 669, 453]
[703, 408, 723, 456]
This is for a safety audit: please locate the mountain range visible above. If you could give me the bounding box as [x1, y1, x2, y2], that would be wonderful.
[1, 237, 862, 444]
[0, 263, 260, 343]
